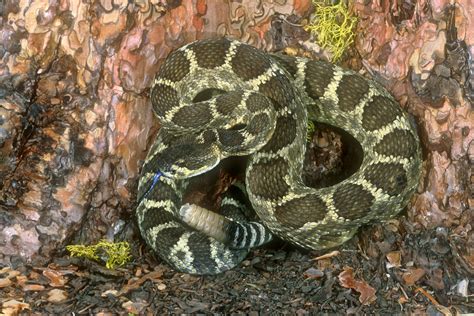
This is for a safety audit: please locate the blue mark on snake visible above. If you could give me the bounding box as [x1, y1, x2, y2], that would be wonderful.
[138, 171, 162, 204]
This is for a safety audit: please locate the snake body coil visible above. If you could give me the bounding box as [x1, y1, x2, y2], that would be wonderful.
[136, 38, 422, 274]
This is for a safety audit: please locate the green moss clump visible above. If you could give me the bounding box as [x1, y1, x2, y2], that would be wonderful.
[66, 240, 131, 269]
[305, 0, 358, 61]
[307, 120, 316, 142]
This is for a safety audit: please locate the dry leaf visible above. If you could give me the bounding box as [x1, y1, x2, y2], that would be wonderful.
[464, 253, 474, 269]
[0, 267, 10, 274]
[386, 251, 402, 269]
[0, 278, 13, 288]
[122, 300, 147, 314]
[47, 289, 68, 303]
[15, 275, 28, 287]
[29, 271, 40, 280]
[22, 284, 45, 291]
[398, 296, 408, 304]
[338, 267, 377, 305]
[1, 268, 20, 279]
[402, 268, 426, 286]
[119, 270, 164, 294]
[43, 269, 67, 287]
[1, 299, 30, 315]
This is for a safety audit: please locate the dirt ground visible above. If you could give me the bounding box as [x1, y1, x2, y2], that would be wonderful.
[1, 217, 472, 314]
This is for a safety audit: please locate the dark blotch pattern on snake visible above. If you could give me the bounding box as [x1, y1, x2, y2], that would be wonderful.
[136, 38, 422, 274]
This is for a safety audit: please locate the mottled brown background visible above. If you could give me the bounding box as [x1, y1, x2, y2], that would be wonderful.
[0, 0, 472, 274]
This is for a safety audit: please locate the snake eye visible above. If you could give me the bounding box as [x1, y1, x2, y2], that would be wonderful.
[171, 163, 180, 171]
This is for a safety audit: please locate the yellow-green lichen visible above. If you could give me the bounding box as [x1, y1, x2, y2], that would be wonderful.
[307, 120, 316, 142]
[305, 0, 358, 61]
[66, 240, 131, 269]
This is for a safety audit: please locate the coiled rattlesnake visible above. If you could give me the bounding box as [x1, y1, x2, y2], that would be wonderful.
[136, 38, 422, 274]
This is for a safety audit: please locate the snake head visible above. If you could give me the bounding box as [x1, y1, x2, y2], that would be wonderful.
[157, 143, 221, 179]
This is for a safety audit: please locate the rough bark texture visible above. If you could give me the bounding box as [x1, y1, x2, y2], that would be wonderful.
[0, 0, 311, 264]
[0, 0, 472, 313]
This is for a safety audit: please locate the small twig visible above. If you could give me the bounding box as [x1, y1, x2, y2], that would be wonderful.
[357, 243, 370, 260]
[415, 287, 453, 316]
[278, 15, 303, 27]
[399, 284, 409, 301]
[414, 287, 440, 306]
[311, 250, 340, 260]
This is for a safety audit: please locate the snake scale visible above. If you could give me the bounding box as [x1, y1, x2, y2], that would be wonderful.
[136, 38, 422, 274]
